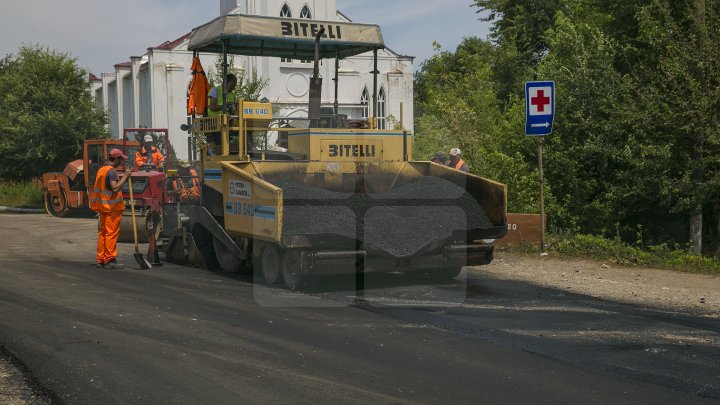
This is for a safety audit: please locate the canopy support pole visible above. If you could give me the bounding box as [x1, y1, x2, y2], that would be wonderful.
[372, 49, 378, 129]
[221, 39, 230, 156]
[222, 40, 228, 113]
[308, 27, 326, 128]
[334, 49, 339, 116]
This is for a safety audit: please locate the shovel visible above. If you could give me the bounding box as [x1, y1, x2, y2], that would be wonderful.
[128, 176, 152, 270]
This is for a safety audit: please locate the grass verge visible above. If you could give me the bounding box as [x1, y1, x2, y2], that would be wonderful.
[500, 234, 720, 276]
[0, 181, 44, 209]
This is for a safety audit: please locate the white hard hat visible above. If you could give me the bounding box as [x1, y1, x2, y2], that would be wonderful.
[449, 147, 461, 157]
[143, 134, 153, 143]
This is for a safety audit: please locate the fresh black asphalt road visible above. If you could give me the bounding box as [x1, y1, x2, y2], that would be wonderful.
[0, 214, 718, 404]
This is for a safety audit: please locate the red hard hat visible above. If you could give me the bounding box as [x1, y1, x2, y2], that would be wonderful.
[109, 149, 128, 159]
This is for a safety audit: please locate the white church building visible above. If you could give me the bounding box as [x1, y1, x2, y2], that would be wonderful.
[91, 0, 415, 160]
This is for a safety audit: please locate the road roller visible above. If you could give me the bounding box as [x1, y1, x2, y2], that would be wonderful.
[41, 139, 141, 217]
[154, 14, 508, 290]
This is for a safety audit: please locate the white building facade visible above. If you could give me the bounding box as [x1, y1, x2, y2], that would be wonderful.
[94, 0, 414, 160]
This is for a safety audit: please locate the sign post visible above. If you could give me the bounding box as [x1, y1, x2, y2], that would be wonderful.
[525, 81, 555, 253]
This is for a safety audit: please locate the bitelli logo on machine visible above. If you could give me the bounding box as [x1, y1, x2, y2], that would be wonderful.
[329, 144, 376, 158]
[280, 21, 342, 39]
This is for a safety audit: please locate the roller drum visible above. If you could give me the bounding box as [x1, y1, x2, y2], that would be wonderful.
[118, 211, 162, 244]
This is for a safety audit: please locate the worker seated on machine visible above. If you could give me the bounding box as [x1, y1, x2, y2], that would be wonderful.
[172, 160, 200, 203]
[135, 134, 165, 171]
[207, 74, 238, 156]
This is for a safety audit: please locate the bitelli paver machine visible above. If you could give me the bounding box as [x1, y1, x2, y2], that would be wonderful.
[160, 13, 507, 290]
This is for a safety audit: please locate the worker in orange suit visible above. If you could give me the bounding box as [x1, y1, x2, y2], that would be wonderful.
[176, 160, 201, 203]
[448, 147, 469, 172]
[91, 149, 132, 269]
[135, 134, 165, 170]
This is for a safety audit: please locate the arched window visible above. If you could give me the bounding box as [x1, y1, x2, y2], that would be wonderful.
[281, 4, 293, 62]
[360, 87, 369, 119]
[377, 87, 386, 129]
[299, 5, 313, 63]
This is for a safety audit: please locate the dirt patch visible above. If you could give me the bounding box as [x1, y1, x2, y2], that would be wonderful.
[476, 251, 720, 317]
[0, 349, 54, 405]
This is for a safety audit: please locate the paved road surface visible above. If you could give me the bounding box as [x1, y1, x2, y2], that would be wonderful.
[0, 214, 718, 404]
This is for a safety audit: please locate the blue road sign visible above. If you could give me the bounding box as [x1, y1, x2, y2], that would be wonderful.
[525, 81, 555, 136]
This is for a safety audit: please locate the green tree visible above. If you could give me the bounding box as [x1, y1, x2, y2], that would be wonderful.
[536, 13, 632, 236]
[632, 0, 720, 253]
[530, 2, 720, 253]
[0, 45, 107, 180]
[472, 0, 566, 102]
[473, 0, 567, 67]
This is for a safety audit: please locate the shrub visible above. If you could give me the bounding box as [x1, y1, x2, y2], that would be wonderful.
[546, 233, 720, 275]
[0, 181, 43, 208]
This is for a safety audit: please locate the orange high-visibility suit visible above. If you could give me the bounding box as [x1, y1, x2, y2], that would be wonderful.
[176, 169, 200, 202]
[90, 165, 125, 265]
[449, 159, 468, 172]
[452, 159, 466, 170]
[135, 146, 164, 170]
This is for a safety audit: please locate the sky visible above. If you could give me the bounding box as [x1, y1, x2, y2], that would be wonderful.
[0, 0, 491, 76]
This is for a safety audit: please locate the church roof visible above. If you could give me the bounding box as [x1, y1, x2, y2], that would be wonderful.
[152, 32, 192, 50]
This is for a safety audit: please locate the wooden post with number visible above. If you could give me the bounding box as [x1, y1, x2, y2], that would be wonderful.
[537, 138, 545, 253]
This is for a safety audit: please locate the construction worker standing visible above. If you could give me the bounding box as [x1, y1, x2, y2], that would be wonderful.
[135, 134, 165, 170]
[448, 148, 469, 172]
[91, 149, 132, 269]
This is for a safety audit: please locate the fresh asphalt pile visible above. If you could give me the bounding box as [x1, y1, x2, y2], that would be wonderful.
[279, 176, 493, 257]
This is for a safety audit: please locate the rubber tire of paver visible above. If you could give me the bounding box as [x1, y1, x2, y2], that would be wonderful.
[261, 245, 282, 284]
[282, 250, 304, 291]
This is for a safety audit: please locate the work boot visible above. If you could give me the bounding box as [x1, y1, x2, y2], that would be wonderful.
[95, 262, 104, 269]
[105, 259, 125, 270]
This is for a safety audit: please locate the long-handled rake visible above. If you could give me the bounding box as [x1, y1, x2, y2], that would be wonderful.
[128, 176, 152, 270]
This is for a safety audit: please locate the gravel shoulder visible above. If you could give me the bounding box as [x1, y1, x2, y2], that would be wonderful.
[0, 349, 53, 405]
[479, 251, 720, 318]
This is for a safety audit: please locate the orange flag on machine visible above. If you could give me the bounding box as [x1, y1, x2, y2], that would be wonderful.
[187, 56, 209, 115]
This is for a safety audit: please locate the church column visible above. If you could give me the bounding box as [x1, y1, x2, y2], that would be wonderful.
[131, 56, 142, 127]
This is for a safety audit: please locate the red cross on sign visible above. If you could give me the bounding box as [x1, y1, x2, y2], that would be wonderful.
[532, 90, 550, 112]
[529, 87, 553, 116]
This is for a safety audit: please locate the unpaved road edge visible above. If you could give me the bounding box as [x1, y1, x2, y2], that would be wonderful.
[478, 251, 720, 318]
[0, 347, 55, 405]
